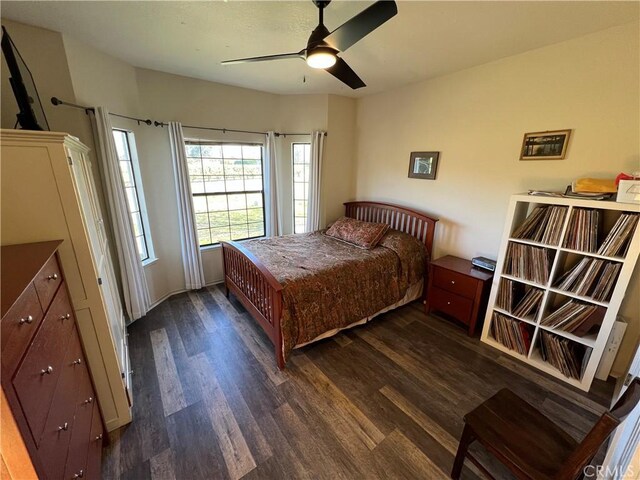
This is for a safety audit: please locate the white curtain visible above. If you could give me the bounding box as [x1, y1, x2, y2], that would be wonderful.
[264, 131, 281, 237]
[168, 122, 206, 290]
[93, 107, 150, 321]
[306, 131, 325, 232]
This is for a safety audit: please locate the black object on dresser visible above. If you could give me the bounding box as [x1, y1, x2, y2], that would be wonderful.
[426, 255, 493, 336]
[1, 241, 104, 479]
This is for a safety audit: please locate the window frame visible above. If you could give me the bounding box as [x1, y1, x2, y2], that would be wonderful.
[292, 142, 311, 234]
[184, 140, 267, 248]
[112, 128, 155, 264]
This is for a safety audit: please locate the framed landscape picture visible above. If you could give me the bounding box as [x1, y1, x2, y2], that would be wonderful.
[520, 130, 571, 160]
[408, 151, 439, 180]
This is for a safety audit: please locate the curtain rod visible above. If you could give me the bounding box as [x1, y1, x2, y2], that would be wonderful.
[51, 97, 327, 137]
[51, 97, 154, 126]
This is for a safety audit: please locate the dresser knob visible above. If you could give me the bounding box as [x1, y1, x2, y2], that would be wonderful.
[84, 397, 93, 404]
[95, 433, 103, 441]
[60, 313, 71, 320]
[19, 315, 33, 325]
[58, 422, 69, 431]
[72, 470, 84, 479]
[447, 301, 451, 305]
[72, 358, 82, 365]
[450, 280, 456, 285]
[47, 273, 59, 281]
[41, 366, 53, 375]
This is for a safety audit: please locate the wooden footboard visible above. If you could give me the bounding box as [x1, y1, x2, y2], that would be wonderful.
[221, 241, 285, 369]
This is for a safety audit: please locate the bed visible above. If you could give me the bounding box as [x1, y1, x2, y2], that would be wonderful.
[221, 201, 438, 369]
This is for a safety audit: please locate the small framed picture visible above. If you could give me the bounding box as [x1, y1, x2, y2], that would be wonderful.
[520, 130, 571, 160]
[408, 151, 439, 180]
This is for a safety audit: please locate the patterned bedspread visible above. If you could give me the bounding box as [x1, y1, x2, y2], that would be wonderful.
[242, 230, 428, 361]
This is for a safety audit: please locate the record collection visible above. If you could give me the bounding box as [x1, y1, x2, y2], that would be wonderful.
[504, 243, 552, 285]
[541, 300, 605, 336]
[539, 331, 591, 380]
[486, 196, 639, 388]
[554, 258, 621, 302]
[512, 205, 568, 245]
[496, 279, 544, 319]
[490, 312, 533, 356]
[597, 213, 639, 257]
[563, 208, 599, 252]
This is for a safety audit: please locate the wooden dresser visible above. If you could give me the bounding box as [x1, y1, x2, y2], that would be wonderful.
[1, 129, 131, 432]
[426, 255, 493, 336]
[2, 241, 104, 479]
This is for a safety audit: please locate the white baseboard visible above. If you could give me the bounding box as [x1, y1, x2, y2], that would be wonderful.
[144, 279, 225, 315]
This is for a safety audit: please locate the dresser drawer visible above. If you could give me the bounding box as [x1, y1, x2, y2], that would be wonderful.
[85, 401, 104, 480]
[429, 287, 474, 324]
[37, 326, 85, 478]
[12, 285, 76, 445]
[64, 349, 95, 480]
[1, 283, 44, 377]
[33, 254, 63, 311]
[432, 266, 478, 299]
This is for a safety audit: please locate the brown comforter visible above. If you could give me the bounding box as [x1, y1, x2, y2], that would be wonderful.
[242, 229, 428, 361]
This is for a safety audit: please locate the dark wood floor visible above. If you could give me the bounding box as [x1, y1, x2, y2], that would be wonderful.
[102, 285, 613, 480]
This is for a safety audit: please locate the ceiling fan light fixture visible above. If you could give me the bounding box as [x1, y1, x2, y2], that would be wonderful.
[306, 48, 337, 69]
[221, 1, 397, 89]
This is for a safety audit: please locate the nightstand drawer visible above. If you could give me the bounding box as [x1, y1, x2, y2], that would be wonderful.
[429, 287, 473, 324]
[433, 267, 478, 298]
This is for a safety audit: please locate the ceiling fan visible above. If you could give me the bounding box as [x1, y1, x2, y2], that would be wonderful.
[221, 0, 398, 90]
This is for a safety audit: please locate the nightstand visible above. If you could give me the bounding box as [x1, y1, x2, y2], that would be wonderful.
[426, 255, 493, 336]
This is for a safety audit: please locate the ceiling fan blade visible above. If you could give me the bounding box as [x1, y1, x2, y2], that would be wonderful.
[323, 1, 397, 52]
[222, 51, 304, 65]
[326, 57, 366, 89]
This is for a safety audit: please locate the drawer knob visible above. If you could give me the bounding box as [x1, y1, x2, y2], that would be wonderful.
[95, 433, 103, 441]
[84, 396, 93, 404]
[58, 422, 69, 431]
[41, 366, 53, 375]
[447, 301, 451, 305]
[72, 358, 82, 365]
[60, 313, 71, 320]
[450, 280, 456, 285]
[47, 273, 59, 281]
[72, 470, 84, 479]
[19, 315, 34, 325]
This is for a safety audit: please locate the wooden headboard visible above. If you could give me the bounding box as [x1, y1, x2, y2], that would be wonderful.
[344, 201, 439, 258]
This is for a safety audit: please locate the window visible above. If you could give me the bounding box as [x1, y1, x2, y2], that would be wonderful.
[292, 143, 311, 234]
[185, 142, 265, 246]
[112, 129, 153, 262]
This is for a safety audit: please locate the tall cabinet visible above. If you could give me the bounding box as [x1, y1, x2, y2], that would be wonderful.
[1, 130, 132, 431]
[481, 194, 640, 391]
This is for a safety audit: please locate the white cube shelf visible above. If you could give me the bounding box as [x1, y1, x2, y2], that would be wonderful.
[481, 193, 640, 391]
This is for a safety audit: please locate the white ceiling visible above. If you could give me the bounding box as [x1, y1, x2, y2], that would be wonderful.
[2, 1, 638, 97]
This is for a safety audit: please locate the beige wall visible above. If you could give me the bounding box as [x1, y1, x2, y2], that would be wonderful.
[63, 35, 141, 117]
[324, 95, 357, 225]
[0, 20, 93, 148]
[354, 21, 640, 376]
